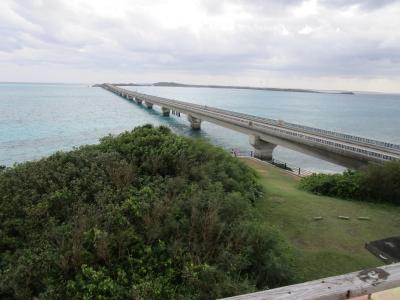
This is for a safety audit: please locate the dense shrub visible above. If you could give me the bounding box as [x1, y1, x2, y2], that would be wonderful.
[0, 125, 294, 299]
[299, 171, 363, 199]
[362, 160, 400, 204]
[300, 160, 400, 205]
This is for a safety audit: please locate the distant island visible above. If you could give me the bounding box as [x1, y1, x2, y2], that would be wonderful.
[106, 82, 354, 95]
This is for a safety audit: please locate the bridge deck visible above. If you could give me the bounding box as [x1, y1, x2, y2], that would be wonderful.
[101, 84, 400, 165]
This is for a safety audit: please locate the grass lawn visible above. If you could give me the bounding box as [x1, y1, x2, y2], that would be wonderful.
[240, 157, 400, 282]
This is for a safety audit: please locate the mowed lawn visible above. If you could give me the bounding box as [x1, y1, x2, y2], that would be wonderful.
[240, 157, 400, 282]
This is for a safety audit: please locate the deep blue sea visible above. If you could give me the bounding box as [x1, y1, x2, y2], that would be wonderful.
[1, 83, 400, 172]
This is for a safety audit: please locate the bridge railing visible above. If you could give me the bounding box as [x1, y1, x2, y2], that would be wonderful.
[166, 97, 399, 162]
[142, 93, 399, 161]
[143, 94, 400, 154]
[251, 122, 398, 161]
[103, 85, 400, 162]
[283, 122, 400, 153]
[194, 105, 400, 154]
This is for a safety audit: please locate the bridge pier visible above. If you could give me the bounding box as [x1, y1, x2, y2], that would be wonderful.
[249, 135, 276, 161]
[161, 107, 170, 116]
[145, 101, 153, 109]
[188, 114, 202, 130]
[135, 98, 142, 104]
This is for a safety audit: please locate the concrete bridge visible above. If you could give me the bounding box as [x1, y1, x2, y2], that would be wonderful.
[100, 83, 400, 169]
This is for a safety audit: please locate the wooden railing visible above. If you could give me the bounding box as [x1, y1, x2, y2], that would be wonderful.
[221, 263, 400, 300]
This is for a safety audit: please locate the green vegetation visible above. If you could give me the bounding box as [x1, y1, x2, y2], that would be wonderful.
[299, 160, 400, 205]
[240, 158, 400, 282]
[0, 125, 294, 300]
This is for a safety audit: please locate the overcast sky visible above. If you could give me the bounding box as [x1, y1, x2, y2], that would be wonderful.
[1, 0, 399, 92]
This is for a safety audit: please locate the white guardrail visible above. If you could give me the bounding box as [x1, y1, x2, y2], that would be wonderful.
[103, 84, 400, 162]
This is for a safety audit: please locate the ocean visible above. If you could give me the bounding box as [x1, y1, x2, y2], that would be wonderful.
[1, 83, 399, 172]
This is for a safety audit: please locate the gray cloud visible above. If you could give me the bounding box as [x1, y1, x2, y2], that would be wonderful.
[0, 0, 400, 91]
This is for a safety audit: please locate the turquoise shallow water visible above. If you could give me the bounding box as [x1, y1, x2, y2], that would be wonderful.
[1, 83, 399, 172]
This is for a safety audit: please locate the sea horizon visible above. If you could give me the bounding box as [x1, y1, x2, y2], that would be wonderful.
[2, 81, 400, 96]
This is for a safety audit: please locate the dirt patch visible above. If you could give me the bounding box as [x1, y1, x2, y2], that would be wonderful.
[269, 196, 286, 204]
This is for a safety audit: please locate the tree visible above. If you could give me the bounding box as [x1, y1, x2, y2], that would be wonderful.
[0, 125, 294, 299]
